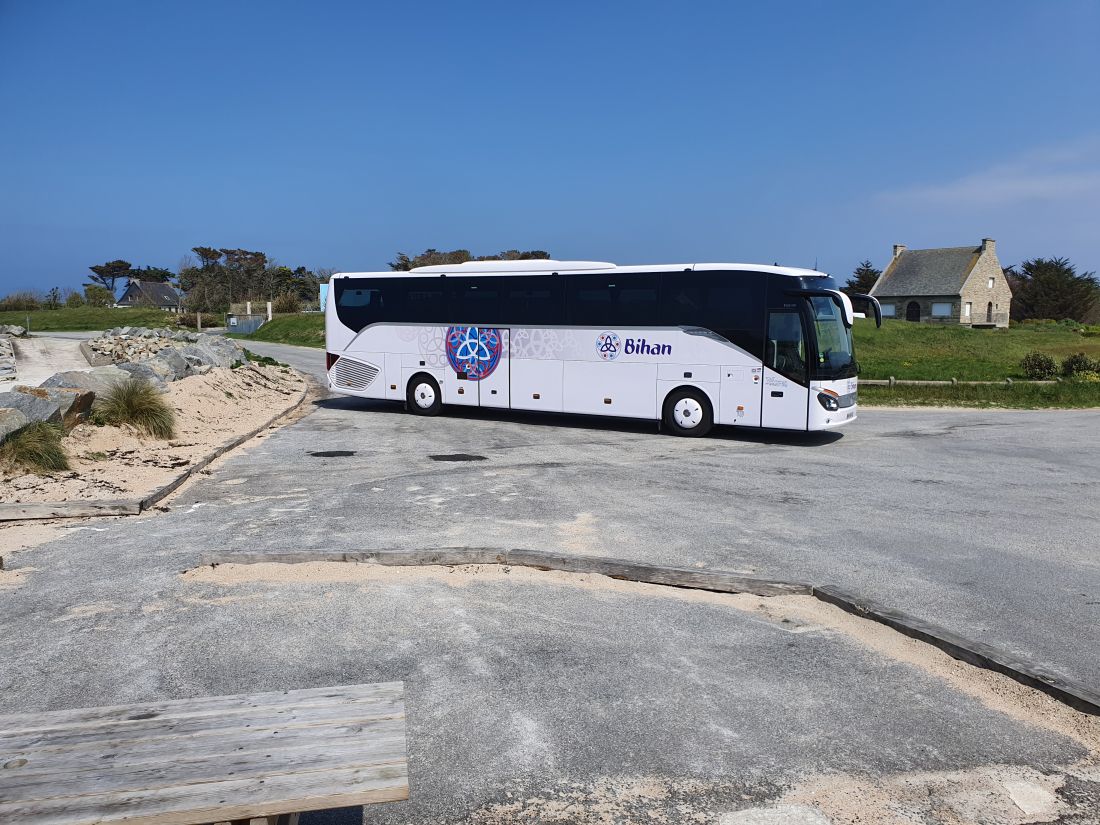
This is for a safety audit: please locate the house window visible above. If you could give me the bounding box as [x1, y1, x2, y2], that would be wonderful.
[988, 277, 995, 289]
[964, 302, 971, 318]
[880, 304, 896, 317]
[931, 302, 953, 317]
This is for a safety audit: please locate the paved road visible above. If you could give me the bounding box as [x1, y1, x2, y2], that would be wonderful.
[7, 334, 1098, 820]
[218, 340, 1100, 696]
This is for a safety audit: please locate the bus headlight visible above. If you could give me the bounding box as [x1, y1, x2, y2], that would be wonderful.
[817, 391, 840, 411]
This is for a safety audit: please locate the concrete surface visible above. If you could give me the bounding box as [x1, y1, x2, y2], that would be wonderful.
[6, 334, 1098, 821]
[0, 335, 90, 391]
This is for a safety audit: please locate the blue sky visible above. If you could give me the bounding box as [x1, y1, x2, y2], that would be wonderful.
[1, 0, 1098, 293]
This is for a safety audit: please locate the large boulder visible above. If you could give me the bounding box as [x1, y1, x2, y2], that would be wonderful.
[11, 385, 95, 422]
[0, 408, 30, 443]
[41, 365, 131, 397]
[0, 324, 26, 337]
[142, 347, 189, 381]
[0, 390, 61, 424]
[115, 362, 169, 391]
[179, 334, 242, 369]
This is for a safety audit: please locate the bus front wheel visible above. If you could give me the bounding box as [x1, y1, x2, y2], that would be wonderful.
[663, 388, 713, 437]
[407, 374, 442, 416]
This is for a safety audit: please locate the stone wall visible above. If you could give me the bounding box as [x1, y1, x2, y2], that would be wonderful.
[959, 247, 1013, 327]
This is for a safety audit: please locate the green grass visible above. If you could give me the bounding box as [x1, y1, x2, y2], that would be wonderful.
[93, 378, 176, 438]
[0, 422, 69, 473]
[859, 381, 1100, 409]
[853, 319, 1100, 380]
[229, 313, 324, 348]
[0, 306, 179, 332]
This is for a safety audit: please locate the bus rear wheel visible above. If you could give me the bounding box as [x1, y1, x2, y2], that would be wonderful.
[663, 388, 713, 437]
[407, 374, 442, 416]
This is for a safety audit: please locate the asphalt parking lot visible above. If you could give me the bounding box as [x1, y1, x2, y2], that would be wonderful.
[3, 338, 1099, 822]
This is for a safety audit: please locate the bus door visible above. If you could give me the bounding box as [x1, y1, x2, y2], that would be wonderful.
[761, 309, 809, 430]
[443, 326, 509, 408]
[478, 327, 509, 408]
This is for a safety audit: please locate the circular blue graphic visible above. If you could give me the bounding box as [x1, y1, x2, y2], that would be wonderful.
[595, 331, 621, 361]
[446, 326, 502, 381]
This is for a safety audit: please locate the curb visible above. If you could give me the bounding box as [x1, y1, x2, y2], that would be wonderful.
[198, 548, 811, 598]
[0, 381, 309, 523]
[812, 585, 1100, 717]
[198, 549, 1100, 717]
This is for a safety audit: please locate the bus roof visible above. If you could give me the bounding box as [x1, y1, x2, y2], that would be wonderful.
[334, 260, 829, 279]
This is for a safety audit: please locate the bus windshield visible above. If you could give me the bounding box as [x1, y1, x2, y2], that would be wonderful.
[810, 296, 856, 379]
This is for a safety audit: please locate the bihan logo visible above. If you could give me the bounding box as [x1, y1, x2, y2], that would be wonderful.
[595, 331, 671, 361]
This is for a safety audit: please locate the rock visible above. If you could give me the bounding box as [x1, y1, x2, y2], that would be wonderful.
[0, 408, 30, 442]
[115, 362, 169, 391]
[0, 391, 62, 424]
[41, 365, 131, 397]
[190, 364, 213, 375]
[0, 324, 27, 337]
[11, 385, 95, 422]
[142, 347, 189, 381]
[79, 340, 113, 367]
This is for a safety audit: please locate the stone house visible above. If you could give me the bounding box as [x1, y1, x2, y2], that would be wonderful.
[870, 239, 1012, 327]
[116, 280, 182, 313]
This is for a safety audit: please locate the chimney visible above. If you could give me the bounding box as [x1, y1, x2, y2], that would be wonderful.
[981, 238, 995, 254]
[892, 244, 907, 258]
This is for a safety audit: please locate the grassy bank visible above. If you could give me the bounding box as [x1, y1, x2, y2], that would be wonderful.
[853, 319, 1100, 380]
[0, 306, 177, 332]
[229, 313, 325, 347]
[859, 381, 1100, 409]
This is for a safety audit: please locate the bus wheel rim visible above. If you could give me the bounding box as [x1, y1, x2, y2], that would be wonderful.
[674, 397, 703, 428]
[415, 383, 436, 408]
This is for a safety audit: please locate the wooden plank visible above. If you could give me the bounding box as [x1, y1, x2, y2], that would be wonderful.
[0, 763, 408, 825]
[0, 500, 140, 521]
[0, 682, 403, 734]
[0, 682, 408, 825]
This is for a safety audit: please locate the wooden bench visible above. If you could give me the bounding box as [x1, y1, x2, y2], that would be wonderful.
[0, 682, 408, 825]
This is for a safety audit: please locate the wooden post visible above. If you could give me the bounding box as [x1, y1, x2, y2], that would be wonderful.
[197, 312, 202, 331]
[246, 301, 252, 315]
[267, 301, 273, 321]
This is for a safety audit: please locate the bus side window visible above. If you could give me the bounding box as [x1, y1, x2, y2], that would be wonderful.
[766, 310, 807, 385]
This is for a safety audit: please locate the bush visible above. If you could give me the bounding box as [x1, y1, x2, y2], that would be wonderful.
[84, 285, 115, 307]
[65, 290, 85, 308]
[176, 312, 208, 329]
[1020, 351, 1058, 380]
[1062, 352, 1100, 378]
[94, 379, 176, 438]
[0, 422, 69, 473]
[272, 292, 302, 314]
[0, 291, 41, 311]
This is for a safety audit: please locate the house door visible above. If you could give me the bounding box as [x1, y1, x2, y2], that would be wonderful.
[905, 301, 921, 322]
[986, 302, 993, 323]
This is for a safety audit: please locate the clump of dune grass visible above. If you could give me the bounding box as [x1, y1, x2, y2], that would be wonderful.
[94, 378, 176, 439]
[0, 422, 69, 473]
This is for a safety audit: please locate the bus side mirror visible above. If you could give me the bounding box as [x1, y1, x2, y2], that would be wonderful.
[852, 294, 882, 328]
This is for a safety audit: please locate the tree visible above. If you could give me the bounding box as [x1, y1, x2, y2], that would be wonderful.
[88, 259, 133, 295]
[388, 248, 550, 271]
[1009, 257, 1098, 322]
[129, 266, 175, 283]
[44, 287, 62, 310]
[843, 260, 882, 296]
[64, 289, 85, 308]
[84, 285, 114, 306]
[191, 247, 223, 269]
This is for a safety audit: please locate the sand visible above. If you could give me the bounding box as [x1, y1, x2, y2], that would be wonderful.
[0, 363, 306, 504]
[184, 560, 1100, 823]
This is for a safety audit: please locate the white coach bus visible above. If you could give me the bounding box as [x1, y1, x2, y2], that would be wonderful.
[324, 260, 880, 436]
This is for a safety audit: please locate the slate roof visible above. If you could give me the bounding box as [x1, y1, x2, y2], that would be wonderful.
[118, 281, 180, 307]
[871, 246, 982, 297]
